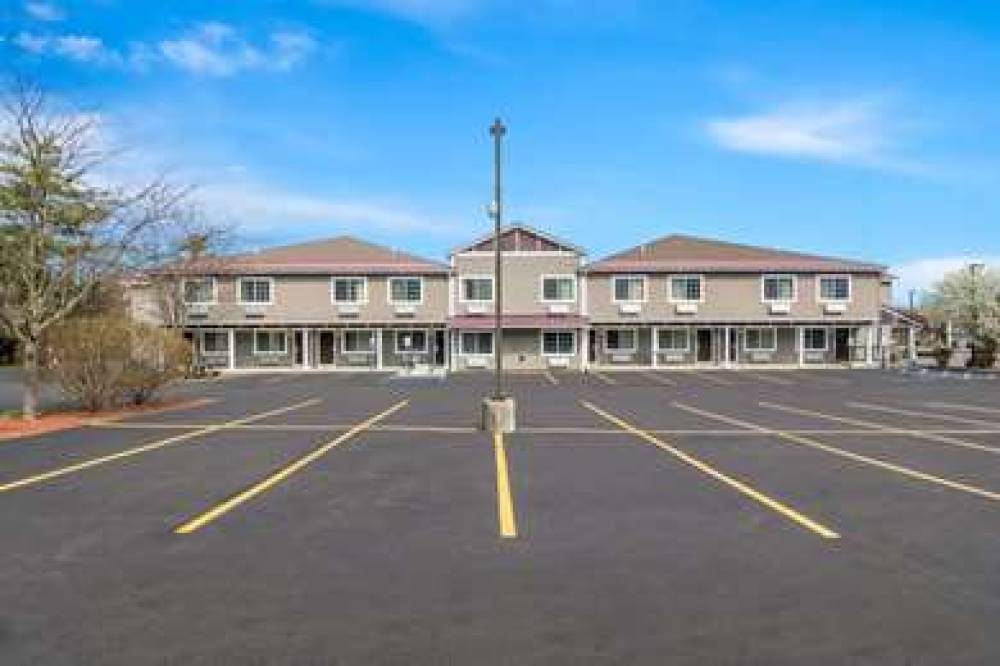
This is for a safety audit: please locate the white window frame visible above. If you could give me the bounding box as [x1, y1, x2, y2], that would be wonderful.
[803, 327, 829, 351]
[199, 330, 229, 355]
[394, 329, 428, 354]
[387, 276, 424, 305]
[816, 274, 852, 303]
[183, 277, 217, 305]
[539, 274, 577, 303]
[540, 329, 577, 357]
[656, 327, 691, 352]
[604, 327, 638, 353]
[238, 277, 274, 305]
[252, 329, 287, 355]
[459, 275, 494, 303]
[761, 274, 797, 303]
[611, 275, 647, 303]
[667, 274, 705, 303]
[331, 276, 369, 304]
[744, 326, 778, 352]
[341, 329, 375, 354]
[459, 331, 494, 356]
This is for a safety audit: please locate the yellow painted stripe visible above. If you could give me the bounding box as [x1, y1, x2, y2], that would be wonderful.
[848, 402, 1000, 430]
[589, 370, 617, 385]
[542, 370, 559, 386]
[925, 401, 1000, 416]
[0, 398, 322, 494]
[675, 402, 1000, 503]
[760, 401, 1000, 455]
[642, 371, 677, 386]
[580, 400, 840, 539]
[493, 430, 518, 538]
[174, 400, 408, 534]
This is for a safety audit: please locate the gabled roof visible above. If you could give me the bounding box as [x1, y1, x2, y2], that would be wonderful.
[451, 222, 584, 256]
[171, 236, 449, 275]
[585, 234, 886, 274]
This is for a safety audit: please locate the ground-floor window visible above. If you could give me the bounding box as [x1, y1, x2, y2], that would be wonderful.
[604, 328, 636, 353]
[542, 330, 576, 356]
[744, 327, 777, 352]
[657, 327, 689, 351]
[343, 330, 375, 353]
[461, 331, 493, 355]
[803, 327, 828, 351]
[254, 330, 287, 354]
[395, 329, 427, 353]
[201, 330, 229, 355]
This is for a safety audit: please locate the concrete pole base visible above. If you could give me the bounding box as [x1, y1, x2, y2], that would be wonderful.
[481, 396, 516, 433]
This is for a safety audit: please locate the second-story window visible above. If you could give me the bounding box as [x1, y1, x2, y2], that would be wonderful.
[669, 275, 703, 302]
[183, 277, 215, 304]
[612, 276, 645, 302]
[332, 277, 367, 303]
[818, 275, 851, 301]
[541, 275, 576, 302]
[389, 277, 423, 303]
[461, 276, 493, 302]
[762, 274, 796, 302]
[240, 277, 273, 304]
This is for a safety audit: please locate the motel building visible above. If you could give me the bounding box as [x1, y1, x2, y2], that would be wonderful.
[129, 224, 901, 373]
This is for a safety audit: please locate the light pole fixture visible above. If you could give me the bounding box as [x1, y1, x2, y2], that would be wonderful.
[490, 117, 506, 399]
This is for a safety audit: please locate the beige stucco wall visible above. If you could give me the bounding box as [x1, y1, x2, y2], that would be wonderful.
[452, 253, 583, 316]
[584, 272, 883, 323]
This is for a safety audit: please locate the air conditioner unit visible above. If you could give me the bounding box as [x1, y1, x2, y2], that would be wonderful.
[750, 351, 773, 362]
[465, 303, 489, 315]
[611, 353, 634, 363]
[663, 353, 684, 363]
[394, 304, 416, 317]
[769, 302, 791, 315]
[547, 303, 570, 315]
[465, 356, 488, 368]
[618, 302, 642, 315]
[186, 302, 210, 315]
[243, 304, 267, 317]
[547, 356, 570, 368]
[674, 302, 698, 315]
[337, 303, 360, 317]
[824, 302, 847, 314]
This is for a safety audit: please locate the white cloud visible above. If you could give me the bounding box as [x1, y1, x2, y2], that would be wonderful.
[196, 182, 461, 236]
[890, 256, 1000, 302]
[159, 23, 316, 76]
[326, 0, 487, 26]
[13, 32, 120, 64]
[705, 97, 921, 172]
[24, 1, 64, 22]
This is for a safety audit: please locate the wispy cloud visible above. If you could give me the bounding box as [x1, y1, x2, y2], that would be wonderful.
[705, 97, 924, 173]
[24, 1, 64, 22]
[891, 256, 1000, 302]
[159, 23, 316, 76]
[324, 0, 489, 27]
[13, 32, 120, 64]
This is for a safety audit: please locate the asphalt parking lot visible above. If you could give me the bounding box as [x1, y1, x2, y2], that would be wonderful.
[1, 369, 999, 664]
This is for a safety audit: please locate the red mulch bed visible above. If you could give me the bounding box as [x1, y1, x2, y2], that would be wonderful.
[0, 396, 217, 441]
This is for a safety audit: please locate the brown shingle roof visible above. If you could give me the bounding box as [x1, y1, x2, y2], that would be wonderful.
[585, 234, 886, 274]
[171, 236, 449, 275]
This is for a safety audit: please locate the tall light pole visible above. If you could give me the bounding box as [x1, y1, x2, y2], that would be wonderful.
[490, 117, 506, 399]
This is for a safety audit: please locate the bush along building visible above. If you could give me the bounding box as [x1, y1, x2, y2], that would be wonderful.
[127, 224, 913, 373]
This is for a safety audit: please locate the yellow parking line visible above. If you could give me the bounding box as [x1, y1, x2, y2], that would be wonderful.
[692, 372, 735, 386]
[493, 430, 518, 538]
[761, 401, 1000, 455]
[642, 371, 677, 386]
[0, 399, 322, 494]
[580, 400, 840, 539]
[925, 401, 1000, 416]
[674, 402, 1000, 503]
[542, 370, 559, 386]
[848, 402, 1000, 430]
[589, 370, 617, 385]
[175, 400, 409, 534]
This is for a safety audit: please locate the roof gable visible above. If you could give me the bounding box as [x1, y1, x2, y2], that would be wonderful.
[586, 234, 885, 274]
[452, 223, 583, 256]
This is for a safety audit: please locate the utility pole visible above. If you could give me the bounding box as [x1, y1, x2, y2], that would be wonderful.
[490, 117, 506, 399]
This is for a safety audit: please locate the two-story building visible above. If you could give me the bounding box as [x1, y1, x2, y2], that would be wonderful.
[134, 225, 896, 373]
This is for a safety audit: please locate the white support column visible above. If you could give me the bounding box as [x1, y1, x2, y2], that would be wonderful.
[797, 326, 805, 367]
[865, 325, 874, 366]
[227, 329, 235, 370]
[375, 328, 383, 370]
[908, 326, 917, 363]
[651, 327, 658, 368]
[580, 327, 589, 371]
[723, 326, 731, 368]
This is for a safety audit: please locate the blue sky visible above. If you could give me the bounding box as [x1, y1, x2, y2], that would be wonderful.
[3, 0, 1000, 300]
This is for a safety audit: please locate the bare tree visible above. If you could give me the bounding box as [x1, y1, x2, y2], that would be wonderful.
[0, 83, 188, 418]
